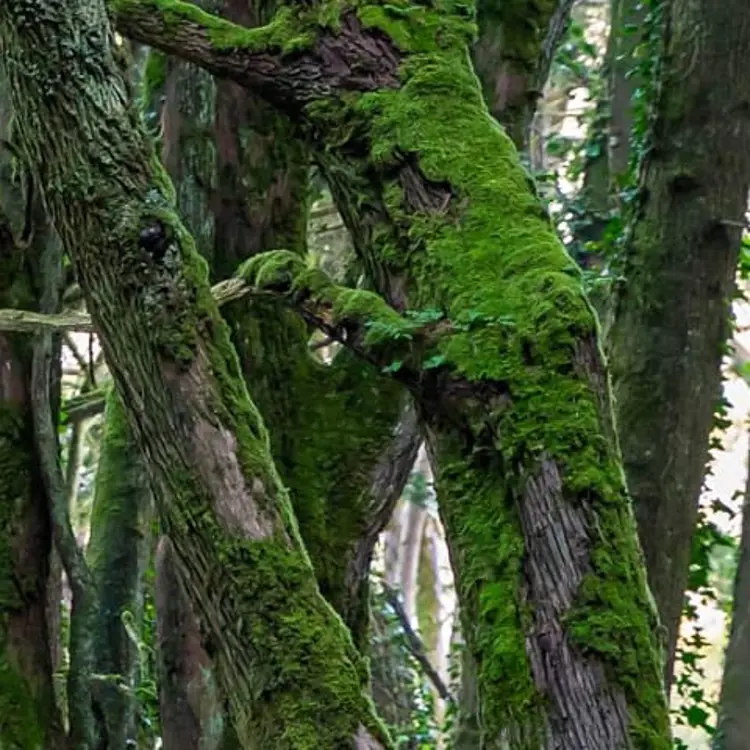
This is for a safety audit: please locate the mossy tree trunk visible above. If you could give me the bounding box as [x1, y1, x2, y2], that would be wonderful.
[0, 72, 64, 750]
[87, 389, 154, 749]
[473, 0, 575, 148]
[111, 1, 673, 746]
[158, 0, 418, 645]
[153, 0, 419, 742]
[0, 1, 394, 747]
[606, 0, 750, 686]
[713, 444, 750, 750]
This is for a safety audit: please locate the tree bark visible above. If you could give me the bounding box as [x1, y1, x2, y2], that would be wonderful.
[155, 536, 231, 750]
[110, 1, 673, 745]
[0, 1, 392, 747]
[713, 446, 750, 750]
[154, 0, 419, 741]
[0, 69, 65, 750]
[473, 0, 576, 148]
[606, 0, 750, 686]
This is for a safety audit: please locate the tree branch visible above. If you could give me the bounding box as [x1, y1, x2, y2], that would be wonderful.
[30, 234, 97, 748]
[0, 308, 95, 333]
[0, 276, 248, 332]
[110, 0, 399, 109]
[0, 252, 443, 377]
[62, 387, 108, 424]
[382, 584, 454, 704]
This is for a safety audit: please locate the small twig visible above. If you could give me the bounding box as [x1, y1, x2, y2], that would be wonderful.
[382, 584, 454, 703]
[309, 336, 336, 351]
[63, 333, 89, 372]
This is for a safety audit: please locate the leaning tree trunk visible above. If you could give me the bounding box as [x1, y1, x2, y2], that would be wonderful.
[111, 1, 673, 746]
[0, 2, 394, 747]
[713, 445, 750, 750]
[152, 0, 419, 741]
[157, 0, 418, 646]
[606, 0, 750, 685]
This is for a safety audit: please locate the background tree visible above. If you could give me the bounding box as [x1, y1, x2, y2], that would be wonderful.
[606, 0, 750, 685]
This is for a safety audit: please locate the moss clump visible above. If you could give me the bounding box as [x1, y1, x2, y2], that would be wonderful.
[113, 0, 318, 53]
[238, 250, 419, 350]
[141, 50, 168, 106]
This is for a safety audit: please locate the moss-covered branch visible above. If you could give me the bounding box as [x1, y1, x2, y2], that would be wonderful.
[111, 0, 399, 110]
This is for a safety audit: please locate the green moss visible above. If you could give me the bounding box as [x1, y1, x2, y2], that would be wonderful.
[238, 250, 418, 350]
[141, 50, 168, 105]
[303, 2, 669, 745]
[113, 0, 317, 53]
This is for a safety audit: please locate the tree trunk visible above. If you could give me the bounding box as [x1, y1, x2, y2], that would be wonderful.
[155, 536, 232, 750]
[153, 0, 419, 742]
[606, 0, 646, 179]
[473, 0, 576, 148]
[606, 0, 750, 686]
[88, 389, 153, 749]
[0, 70, 64, 750]
[713, 446, 750, 750]
[0, 1, 392, 747]
[111, 1, 673, 745]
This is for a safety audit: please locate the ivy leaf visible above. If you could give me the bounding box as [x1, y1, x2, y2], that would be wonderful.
[423, 354, 447, 370]
[382, 360, 403, 374]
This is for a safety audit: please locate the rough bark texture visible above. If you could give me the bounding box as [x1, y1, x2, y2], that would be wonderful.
[607, 0, 750, 685]
[0, 72, 63, 750]
[88, 389, 153, 750]
[155, 8, 418, 733]
[158, 0, 419, 650]
[110, 1, 673, 746]
[155, 536, 230, 750]
[0, 2, 392, 747]
[473, 0, 575, 148]
[713, 454, 750, 750]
